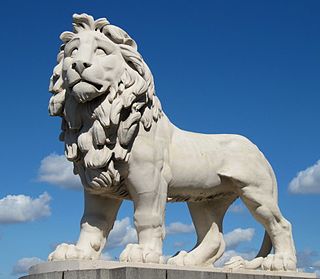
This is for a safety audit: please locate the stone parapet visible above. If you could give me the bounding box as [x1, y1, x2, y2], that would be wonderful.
[20, 260, 316, 279]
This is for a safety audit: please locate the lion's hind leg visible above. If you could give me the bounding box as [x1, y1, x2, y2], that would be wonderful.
[226, 183, 296, 271]
[167, 196, 236, 267]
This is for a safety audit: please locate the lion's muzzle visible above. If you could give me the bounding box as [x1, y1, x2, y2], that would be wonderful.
[72, 60, 92, 75]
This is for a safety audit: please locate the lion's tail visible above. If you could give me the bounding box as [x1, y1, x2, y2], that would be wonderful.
[256, 231, 272, 257]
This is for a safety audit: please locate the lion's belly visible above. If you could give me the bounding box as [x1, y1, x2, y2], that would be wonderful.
[169, 158, 221, 189]
[168, 138, 222, 191]
[167, 146, 237, 200]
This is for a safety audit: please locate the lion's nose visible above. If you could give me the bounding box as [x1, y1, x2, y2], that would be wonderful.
[72, 60, 92, 74]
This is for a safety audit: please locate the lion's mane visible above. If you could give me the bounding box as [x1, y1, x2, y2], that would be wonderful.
[48, 14, 162, 191]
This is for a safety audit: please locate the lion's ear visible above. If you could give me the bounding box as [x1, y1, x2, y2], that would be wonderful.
[94, 18, 110, 30]
[102, 25, 137, 50]
[124, 38, 137, 49]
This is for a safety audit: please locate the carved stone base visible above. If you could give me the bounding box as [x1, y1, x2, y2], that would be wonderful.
[20, 260, 316, 279]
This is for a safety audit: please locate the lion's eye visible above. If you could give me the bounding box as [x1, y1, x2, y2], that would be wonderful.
[96, 47, 107, 56]
[70, 48, 78, 57]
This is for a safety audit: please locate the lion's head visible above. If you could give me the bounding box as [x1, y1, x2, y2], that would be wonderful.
[49, 14, 162, 190]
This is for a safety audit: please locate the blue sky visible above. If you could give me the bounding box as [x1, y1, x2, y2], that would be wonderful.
[0, 0, 320, 278]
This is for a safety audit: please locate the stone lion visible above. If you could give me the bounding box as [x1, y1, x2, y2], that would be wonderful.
[48, 14, 297, 271]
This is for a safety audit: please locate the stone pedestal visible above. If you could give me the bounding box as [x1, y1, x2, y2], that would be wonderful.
[19, 260, 316, 279]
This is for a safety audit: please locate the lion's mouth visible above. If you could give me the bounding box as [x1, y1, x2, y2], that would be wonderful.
[70, 79, 103, 91]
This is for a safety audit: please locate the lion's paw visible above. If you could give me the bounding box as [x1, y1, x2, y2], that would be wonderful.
[261, 254, 297, 271]
[48, 243, 98, 261]
[225, 256, 266, 270]
[224, 254, 296, 271]
[119, 244, 164, 264]
[167, 251, 198, 266]
[225, 256, 250, 269]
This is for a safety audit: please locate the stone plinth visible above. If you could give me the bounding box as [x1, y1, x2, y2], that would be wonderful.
[20, 260, 316, 279]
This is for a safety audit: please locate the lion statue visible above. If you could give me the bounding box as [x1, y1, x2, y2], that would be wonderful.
[48, 14, 297, 271]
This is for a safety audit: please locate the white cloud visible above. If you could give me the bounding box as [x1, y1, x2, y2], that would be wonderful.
[166, 222, 195, 235]
[214, 249, 256, 267]
[0, 193, 51, 224]
[12, 257, 44, 275]
[224, 228, 255, 249]
[106, 217, 137, 249]
[38, 154, 82, 190]
[288, 161, 320, 194]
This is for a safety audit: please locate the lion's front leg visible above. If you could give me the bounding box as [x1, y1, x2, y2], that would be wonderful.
[120, 167, 167, 264]
[48, 191, 122, 261]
